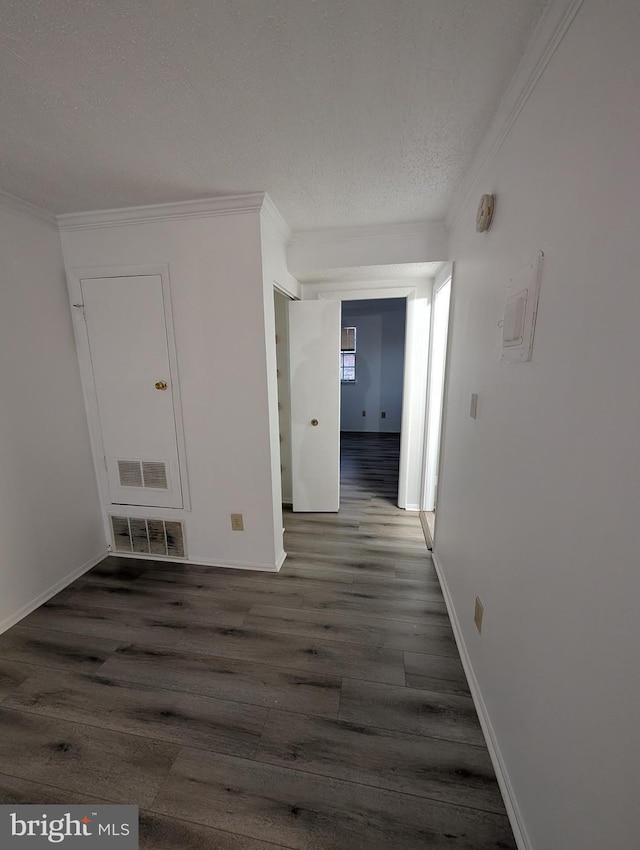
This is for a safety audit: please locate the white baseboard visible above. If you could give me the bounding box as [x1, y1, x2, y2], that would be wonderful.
[431, 550, 531, 850]
[0, 548, 108, 637]
[275, 549, 287, 571]
[183, 554, 281, 572]
[108, 551, 283, 572]
[419, 511, 433, 550]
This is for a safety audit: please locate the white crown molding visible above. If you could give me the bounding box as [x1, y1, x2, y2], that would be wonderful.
[290, 219, 444, 247]
[57, 192, 267, 231]
[261, 193, 292, 242]
[446, 0, 586, 229]
[0, 189, 57, 227]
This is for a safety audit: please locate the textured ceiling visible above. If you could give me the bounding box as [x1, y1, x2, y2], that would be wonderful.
[0, 0, 545, 229]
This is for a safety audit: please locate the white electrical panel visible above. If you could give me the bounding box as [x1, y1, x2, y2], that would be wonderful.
[500, 251, 544, 362]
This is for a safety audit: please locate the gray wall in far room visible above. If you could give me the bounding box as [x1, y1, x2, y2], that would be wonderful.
[340, 298, 406, 433]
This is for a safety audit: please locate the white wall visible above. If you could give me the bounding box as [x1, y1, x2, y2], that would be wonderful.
[340, 299, 406, 432]
[288, 220, 448, 278]
[435, 2, 640, 847]
[61, 204, 283, 570]
[0, 196, 105, 633]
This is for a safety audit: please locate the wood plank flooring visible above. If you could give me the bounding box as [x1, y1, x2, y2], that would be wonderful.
[0, 432, 515, 849]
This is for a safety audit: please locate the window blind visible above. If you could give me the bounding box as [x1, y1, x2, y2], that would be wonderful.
[341, 326, 356, 351]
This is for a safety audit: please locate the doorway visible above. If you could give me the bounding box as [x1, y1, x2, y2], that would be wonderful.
[421, 275, 452, 545]
[281, 280, 432, 515]
[340, 298, 407, 504]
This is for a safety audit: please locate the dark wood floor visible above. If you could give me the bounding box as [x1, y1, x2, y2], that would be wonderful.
[0, 432, 515, 849]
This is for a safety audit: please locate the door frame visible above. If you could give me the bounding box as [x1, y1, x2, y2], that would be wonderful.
[315, 282, 430, 510]
[66, 263, 190, 543]
[273, 286, 295, 507]
[420, 268, 454, 539]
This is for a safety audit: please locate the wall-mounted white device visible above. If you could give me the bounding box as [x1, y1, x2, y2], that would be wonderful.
[476, 194, 496, 233]
[500, 251, 544, 362]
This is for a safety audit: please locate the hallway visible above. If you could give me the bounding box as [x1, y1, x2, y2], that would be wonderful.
[0, 433, 514, 848]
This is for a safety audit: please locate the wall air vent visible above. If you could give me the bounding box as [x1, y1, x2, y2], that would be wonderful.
[117, 459, 168, 489]
[117, 460, 143, 488]
[110, 515, 185, 558]
[142, 461, 168, 489]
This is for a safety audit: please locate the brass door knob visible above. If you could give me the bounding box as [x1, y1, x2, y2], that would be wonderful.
[155, 381, 168, 390]
[311, 418, 319, 426]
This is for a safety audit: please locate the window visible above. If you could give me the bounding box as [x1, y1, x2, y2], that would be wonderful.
[340, 326, 356, 382]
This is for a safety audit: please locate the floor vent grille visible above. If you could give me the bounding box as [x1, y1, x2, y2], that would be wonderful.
[110, 515, 185, 558]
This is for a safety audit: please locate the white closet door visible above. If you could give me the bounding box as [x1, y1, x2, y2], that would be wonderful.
[289, 300, 341, 512]
[81, 274, 183, 508]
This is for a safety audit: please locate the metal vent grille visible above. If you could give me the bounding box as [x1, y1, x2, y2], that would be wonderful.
[117, 460, 168, 490]
[110, 515, 185, 559]
[117, 460, 143, 488]
[142, 461, 168, 489]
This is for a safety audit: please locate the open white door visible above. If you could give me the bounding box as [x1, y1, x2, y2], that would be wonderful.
[289, 300, 341, 512]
